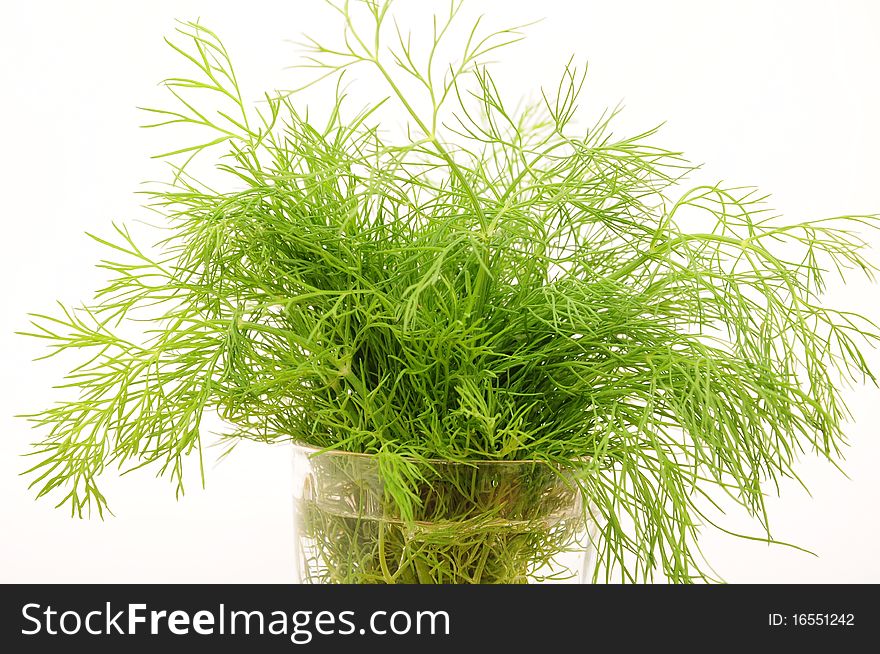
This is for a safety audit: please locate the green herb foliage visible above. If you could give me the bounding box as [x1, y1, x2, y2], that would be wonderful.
[20, 0, 880, 582]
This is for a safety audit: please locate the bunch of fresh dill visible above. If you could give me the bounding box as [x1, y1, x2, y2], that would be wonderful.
[20, 1, 880, 583]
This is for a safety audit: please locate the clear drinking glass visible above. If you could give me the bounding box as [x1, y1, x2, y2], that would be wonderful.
[292, 442, 598, 584]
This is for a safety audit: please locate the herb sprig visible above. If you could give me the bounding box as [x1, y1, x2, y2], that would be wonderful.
[20, 0, 879, 582]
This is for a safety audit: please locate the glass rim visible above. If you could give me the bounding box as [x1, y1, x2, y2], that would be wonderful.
[291, 440, 591, 467]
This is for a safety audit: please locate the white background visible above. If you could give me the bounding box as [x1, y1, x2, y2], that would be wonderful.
[1, 0, 879, 583]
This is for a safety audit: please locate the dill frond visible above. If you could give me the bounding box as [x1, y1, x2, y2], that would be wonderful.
[20, 1, 880, 583]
